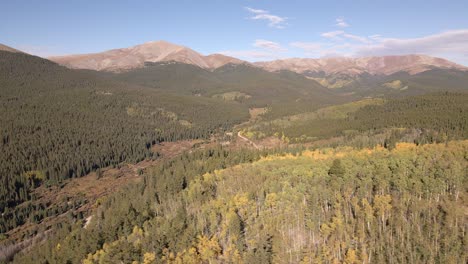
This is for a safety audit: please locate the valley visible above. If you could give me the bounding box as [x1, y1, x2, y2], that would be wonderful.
[1, 24, 468, 263]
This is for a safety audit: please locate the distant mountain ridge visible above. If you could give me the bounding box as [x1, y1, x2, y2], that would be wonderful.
[48, 41, 244, 72]
[254, 55, 467, 76]
[45, 41, 467, 75]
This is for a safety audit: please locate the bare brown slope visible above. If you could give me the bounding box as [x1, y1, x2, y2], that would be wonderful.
[205, 54, 245, 68]
[0, 44, 23, 53]
[255, 55, 467, 76]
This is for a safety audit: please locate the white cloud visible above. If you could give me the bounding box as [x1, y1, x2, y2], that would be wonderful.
[244, 7, 268, 15]
[342, 33, 370, 43]
[290, 42, 322, 56]
[295, 29, 468, 65]
[336, 18, 349, 28]
[254, 39, 286, 52]
[290, 42, 322, 51]
[219, 39, 287, 61]
[291, 41, 355, 58]
[219, 49, 284, 61]
[368, 34, 383, 41]
[355, 29, 468, 59]
[219, 39, 288, 61]
[222, 28, 468, 65]
[245, 7, 287, 29]
[320, 51, 347, 58]
[321, 31, 370, 43]
[321, 30, 345, 40]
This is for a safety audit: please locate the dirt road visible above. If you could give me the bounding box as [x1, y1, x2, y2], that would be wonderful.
[237, 131, 260, 149]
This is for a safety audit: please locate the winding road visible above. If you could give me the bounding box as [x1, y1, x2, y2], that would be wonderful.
[237, 131, 260, 149]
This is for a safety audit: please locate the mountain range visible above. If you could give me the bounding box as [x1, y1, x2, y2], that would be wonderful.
[45, 41, 467, 77]
[254, 55, 466, 76]
[1, 41, 467, 100]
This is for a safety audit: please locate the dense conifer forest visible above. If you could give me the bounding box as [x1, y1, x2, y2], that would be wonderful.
[103, 62, 349, 118]
[328, 69, 468, 97]
[244, 92, 468, 143]
[0, 51, 248, 234]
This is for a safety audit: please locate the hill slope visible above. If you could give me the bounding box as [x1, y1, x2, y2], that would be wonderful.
[244, 92, 468, 145]
[105, 61, 348, 118]
[312, 68, 468, 98]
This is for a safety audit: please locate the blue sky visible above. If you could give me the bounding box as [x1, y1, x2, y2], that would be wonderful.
[2, 0, 468, 65]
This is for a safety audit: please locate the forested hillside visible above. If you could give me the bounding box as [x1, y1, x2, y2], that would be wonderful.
[104, 62, 348, 118]
[244, 92, 468, 143]
[0, 51, 248, 234]
[333, 69, 468, 97]
[104, 61, 468, 120]
[12, 141, 467, 263]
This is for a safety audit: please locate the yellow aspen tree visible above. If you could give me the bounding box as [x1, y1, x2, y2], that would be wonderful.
[197, 235, 222, 263]
[344, 248, 359, 264]
[143, 252, 156, 264]
[373, 195, 392, 230]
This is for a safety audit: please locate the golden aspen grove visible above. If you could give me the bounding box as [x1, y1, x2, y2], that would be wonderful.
[11, 141, 467, 263]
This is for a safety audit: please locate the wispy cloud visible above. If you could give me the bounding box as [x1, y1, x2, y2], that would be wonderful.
[245, 7, 287, 29]
[342, 33, 370, 44]
[316, 18, 467, 63]
[369, 34, 383, 41]
[290, 42, 322, 51]
[292, 29, 468, 65]
[321, 31, 369, 43]
[335, 18, 349, 28]
[245, 7, 267, 15]
[254, 39, 286, 52]
[290, 42, 322, 56]
[321, 30, 345, 40]
[291, 41, 355, 57]
[355, 29, 468, 58]
[219, 50, 277, 60]
[219, 39, 287, 61]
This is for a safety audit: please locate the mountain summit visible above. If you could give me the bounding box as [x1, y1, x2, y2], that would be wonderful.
[49, 41, 244, 72]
